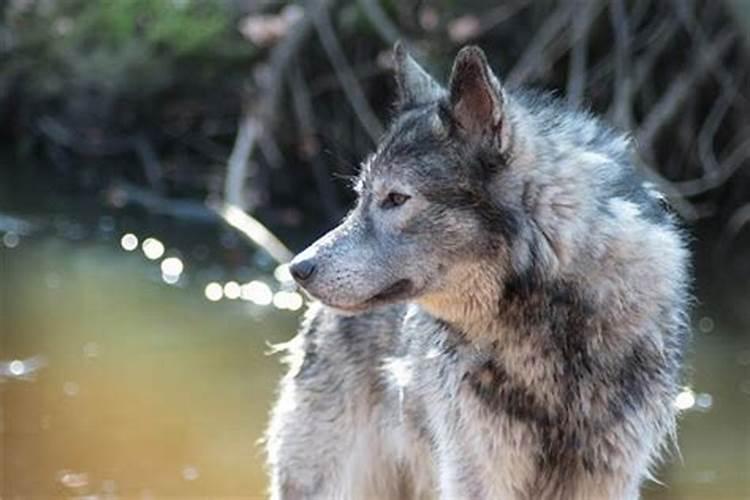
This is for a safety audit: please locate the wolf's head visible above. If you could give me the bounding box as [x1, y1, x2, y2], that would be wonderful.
[288, 44, 572, 320]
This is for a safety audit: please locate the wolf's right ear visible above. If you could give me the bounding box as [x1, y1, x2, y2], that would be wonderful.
[448, 46, 504, 138]
[393, 42, 444, 110]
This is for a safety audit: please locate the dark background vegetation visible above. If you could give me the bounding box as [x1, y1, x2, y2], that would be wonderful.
[3, 0, 750, 289]
[1, 0, 749, 498]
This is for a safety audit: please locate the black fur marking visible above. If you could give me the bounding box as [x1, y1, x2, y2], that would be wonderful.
[468, 360, 549, 426]
[295, 310, 323, 380]
[608, 338, 668, 421]
[423, 186, 520, 243]
[490, 279, 668, 478]
[466, 359, 600, 478]
[608, 166, 669, 225]
[501, 240, 545, 303]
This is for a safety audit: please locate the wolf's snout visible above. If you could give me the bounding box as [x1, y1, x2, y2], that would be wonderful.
[289, 258, 316, 284]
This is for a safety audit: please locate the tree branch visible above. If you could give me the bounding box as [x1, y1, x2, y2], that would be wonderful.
[224, 0, 330, 209]
[312, 3, 384, 142]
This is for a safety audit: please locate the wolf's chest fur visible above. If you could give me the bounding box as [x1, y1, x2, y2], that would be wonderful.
[384, 281, 672, 499]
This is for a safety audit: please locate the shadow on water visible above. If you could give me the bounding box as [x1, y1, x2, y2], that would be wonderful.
[0, 176, 749, 499]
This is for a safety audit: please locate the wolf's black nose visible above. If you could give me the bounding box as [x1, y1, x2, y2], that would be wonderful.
[290, 259, 316, 283]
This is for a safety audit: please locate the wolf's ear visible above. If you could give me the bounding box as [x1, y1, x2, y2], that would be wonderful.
[448, 46, 503, 136]
[393, 42, 444, 110]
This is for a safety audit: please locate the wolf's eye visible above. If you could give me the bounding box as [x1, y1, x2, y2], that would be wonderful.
[381, 192, 411, 209]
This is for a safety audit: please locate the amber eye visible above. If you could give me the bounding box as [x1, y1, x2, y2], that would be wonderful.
[381, 192, 411, 209]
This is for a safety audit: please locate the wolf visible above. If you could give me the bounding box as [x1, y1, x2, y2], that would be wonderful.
[265, 43, 691, 500]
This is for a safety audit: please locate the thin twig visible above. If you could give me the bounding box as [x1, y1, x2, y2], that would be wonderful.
[630, 17, 680, 96]
[289, 63, 343, 220]
[609, 0, 633, 129]
[225, 113, 260, 207]
[566, 0, 596, 107]
[108, 182, 217, 222]
[209, 202, 294, 264]
[673, 138, 750, 196]
[696, 65, 746, 177]
[133, 134, 164, 192]
[356, 0, 401, 45]
[507, 2, 575, 86]
[635, 31, 736, 152]
[312, 4, 384, 141]
[464, 1, 533, 43]
[224, 0, 330, 209]
[722, 203, 750, 246]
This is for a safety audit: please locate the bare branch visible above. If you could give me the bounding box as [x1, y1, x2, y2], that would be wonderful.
[356, 0, 401, 45]
[673, 138, 750, 197]
[566, 0, 597, 107]
[452, 1, 532, 44]
[696, 65, 746, 177]
[609, 0, 633, 129]
[133, 134, 164, 192]
[312, 3, 384, 142]
[225, 113, 261, 207]
[507, 2, 575, 86]
[630, 17, 680, 95]
[723, 203, 750, 246]
[289, 62, 343, 220]
[224, 0, 330, 209]
[635, 31, 736, 152]
[209, 202, 294, 264]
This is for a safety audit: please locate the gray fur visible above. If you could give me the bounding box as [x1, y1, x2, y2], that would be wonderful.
[266, 45, 691, 500]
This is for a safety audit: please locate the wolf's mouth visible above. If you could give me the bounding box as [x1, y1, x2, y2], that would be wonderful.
[309, 279, 416, 313]
[368, 279, 414, 303]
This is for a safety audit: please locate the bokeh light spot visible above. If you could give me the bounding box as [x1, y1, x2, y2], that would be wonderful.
[223, 281, 241, 300]
[182, 465, 199, 481]
[273, 264, 293, 284]
[674, 389, 695, 410]
[58, 470, 88, 489]
[2, 232, 20, 248]
[240, 280, 272, 306]
[698, 316, 715, 334]
[142, 237, 165, 260]
[204, 282, 223, 302]
[695, 392, 713, 411]
[83, 342, 99, 359]
[63, 381, 80, 397]
[120, 233, 138, 251]
[9, 359, 25, 376]
[161, 256, 184, 276]
[273, 291, 304, 311]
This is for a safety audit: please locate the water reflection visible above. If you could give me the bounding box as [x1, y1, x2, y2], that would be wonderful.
[1, 214, 749, 498]
[675, 389, 697, 410]
[204, 282, 223, 302]
[241, 280, 273, 306]
[223, 281, 242, 299]
[2, 231, 20, 248]
[141, 237, 165, 260]
[120, 233, 138, 252]
[1, 355, 47, 381]
[273, 290, 303, 311]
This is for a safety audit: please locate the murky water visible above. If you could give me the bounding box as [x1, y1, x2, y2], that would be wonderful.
[1, 198, 749, 498]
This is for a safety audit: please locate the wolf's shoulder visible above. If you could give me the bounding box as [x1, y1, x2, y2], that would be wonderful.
[512, 86, 631, 162]
[511, 86, 675, 226]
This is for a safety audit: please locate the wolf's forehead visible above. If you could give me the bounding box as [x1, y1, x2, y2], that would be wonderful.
[379, 106, 443, 155]
[360, 106, 449, 184]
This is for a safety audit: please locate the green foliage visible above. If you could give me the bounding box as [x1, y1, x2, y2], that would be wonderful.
[3, 0, 252, 98]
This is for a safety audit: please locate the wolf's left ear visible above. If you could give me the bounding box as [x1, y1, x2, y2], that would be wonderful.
[448, 46, 504, 137]
[393, 42, 444, 110]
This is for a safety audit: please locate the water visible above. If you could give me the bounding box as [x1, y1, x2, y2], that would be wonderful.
[1, 199, 749, 498]
[0, 210, 300, 497]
